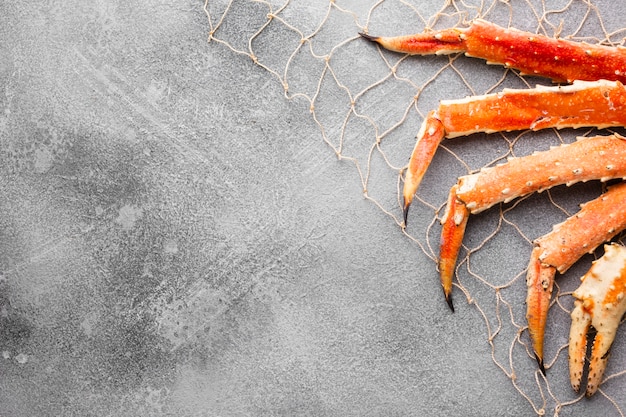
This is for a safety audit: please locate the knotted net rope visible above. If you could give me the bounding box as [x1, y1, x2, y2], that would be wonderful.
[204, 0, 626, 414]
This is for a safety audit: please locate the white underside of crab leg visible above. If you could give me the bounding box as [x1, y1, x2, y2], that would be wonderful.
[569, 244, 626, 396]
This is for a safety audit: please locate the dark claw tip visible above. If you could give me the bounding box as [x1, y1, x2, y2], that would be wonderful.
[534, 353, 546, 375]
[402, 199, 410, 227]
[359, 32, 378, 42]
[445, 293, 454, 313]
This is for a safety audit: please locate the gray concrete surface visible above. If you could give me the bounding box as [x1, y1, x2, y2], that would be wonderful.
[1, 0, 626, 416]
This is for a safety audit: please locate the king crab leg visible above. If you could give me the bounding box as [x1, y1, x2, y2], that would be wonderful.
[360, 20, 626, 84]
[527, 182, 626, 374]
[402, 80, 626, 224]
[438, 133, 626, 325]
[569, 243, 626, 397]
[360, 18, 626, 392]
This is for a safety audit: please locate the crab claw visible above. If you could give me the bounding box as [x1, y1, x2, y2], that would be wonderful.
[569, 244, 626, 397]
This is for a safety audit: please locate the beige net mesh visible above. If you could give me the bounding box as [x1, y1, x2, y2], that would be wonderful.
[204, 0, 626, 415]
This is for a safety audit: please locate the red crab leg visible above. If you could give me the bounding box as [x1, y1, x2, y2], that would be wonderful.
[569, 243, 626, 397]
[439, 134, 626, 313]
[402, 80, 626, 223]
[527, 182, 626, 375]
[360, 19, 626, 83]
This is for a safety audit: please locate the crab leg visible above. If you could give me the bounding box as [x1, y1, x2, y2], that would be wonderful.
[402, 80, 626, 224]
[527, 182, 626, 374]
[360, 19, 626, 84]
[439, 134, 626, 312]
[569, 243, 626, 397]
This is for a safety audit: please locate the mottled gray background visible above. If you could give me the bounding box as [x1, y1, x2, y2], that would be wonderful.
[2, 0, 626, 416]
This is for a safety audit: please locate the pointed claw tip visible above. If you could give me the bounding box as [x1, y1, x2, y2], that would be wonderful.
[402, 198, 410, 227]
[445, 293, 454, 313]
[534, 353, 545, 375]
[359, 32, 378, 42]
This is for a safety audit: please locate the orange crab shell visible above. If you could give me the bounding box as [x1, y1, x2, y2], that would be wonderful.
[438, 80, 626, 139]
[462, 20, 626, 83]
[526, 181, 626, 375]
[362, 20, 626, 83]
[455, 134, 626, 214]
[535, 182, 626, 274]
[401, 80, 626, 221]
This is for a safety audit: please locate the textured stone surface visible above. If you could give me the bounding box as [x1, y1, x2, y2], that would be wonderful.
[1, 0, 624, 415]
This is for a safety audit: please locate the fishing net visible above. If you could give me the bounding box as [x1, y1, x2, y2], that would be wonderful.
[204, 0, 626, 415]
